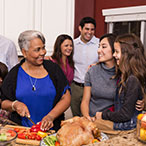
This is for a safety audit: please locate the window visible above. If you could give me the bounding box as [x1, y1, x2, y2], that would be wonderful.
[102, 5, 146, 49]
[113, 21, 140, 37]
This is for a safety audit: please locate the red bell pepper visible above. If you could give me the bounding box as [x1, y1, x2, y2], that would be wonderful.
[30, 122, 46, 132]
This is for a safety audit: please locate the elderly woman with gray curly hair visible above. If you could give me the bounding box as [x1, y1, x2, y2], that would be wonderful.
[1, 30, 71, 131]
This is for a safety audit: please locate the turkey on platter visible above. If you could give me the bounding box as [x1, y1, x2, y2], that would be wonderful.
[56, 116, 101, 146]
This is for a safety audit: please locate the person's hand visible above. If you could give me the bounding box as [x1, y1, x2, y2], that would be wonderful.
[44, 56, 52, 60]
[13, 101, 30, 117]
[84, 115, 95, 122]
[136, 99, 144, 111]
[87, 63, 97, 71]
[95, 112, 102, 119]
[40, 114, 54, 131]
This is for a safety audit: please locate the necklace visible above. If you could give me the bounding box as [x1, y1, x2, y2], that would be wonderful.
[29, 76, 37, 91]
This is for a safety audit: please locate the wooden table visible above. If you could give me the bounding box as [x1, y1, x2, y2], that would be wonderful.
[3, 123, 146, 146]
[4, 125, 41, 146]
[86, 130, 146, 146]
[15, 129, 146, 146]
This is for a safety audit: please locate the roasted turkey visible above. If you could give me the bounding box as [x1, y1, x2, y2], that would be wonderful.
[56, 116, 101, 146]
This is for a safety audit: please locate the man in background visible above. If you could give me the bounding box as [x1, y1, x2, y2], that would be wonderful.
[0, 35, 18, 71]
[71, 17, 99, 116]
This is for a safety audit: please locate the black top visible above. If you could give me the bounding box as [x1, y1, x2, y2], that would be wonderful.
[102, 75, 143, 123]
[1, 59, 69, 131]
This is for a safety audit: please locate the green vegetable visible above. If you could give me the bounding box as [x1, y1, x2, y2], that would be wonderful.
[0, 133, 7, 141]
[44, 135, 57, 146]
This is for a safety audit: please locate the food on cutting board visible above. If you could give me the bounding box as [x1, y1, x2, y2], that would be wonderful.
[13, 122, 55, 141]
[3, 122, 55, 146]
[56, 116, 101, 146]
[0, 128, 17, 144]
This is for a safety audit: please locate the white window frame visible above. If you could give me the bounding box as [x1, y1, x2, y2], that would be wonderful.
[102, 5, 146, 44]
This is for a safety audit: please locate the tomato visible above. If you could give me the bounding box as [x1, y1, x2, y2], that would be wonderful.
[8, 130, 16, 137]
[25, 134, 29, 139]
[31, 135, 36, 140]
[28, 135, 32, 139]
[55, 141, 60, 146]
[14, 128, 20, 133]
[31, 133, 37, 138]
[17, 129, 27, 134]
[18, 133, 26, 139]
[36, 135, 41, 141]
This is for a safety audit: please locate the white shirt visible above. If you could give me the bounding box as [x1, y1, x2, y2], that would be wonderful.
[73, 36, 99, 83]
[0, 35, 18, 71]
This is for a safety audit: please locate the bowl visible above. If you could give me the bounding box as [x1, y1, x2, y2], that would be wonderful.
[0, 127, 17, 146]
[137, 113, 146, 143]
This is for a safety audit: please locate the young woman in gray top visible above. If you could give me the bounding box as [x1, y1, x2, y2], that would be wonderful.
[81, 33, 117, 121]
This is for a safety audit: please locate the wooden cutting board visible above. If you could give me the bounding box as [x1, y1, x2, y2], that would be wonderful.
[5, 125, 55, 145]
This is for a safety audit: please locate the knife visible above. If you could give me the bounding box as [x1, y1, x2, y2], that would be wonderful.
[27, 117, 36, 125]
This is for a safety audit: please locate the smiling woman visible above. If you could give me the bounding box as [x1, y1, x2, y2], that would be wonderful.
[51, 34, 74, 85]
[22, 37, 46, 67]
[98, 37, 115, 68]
[81, 33, 117, 121]
[1, 30, 71, 132]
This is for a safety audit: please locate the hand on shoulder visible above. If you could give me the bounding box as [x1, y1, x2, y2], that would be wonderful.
[44, 56, 53, 60]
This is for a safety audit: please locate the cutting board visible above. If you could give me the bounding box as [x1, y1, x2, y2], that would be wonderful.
[5, 125, 55, 145]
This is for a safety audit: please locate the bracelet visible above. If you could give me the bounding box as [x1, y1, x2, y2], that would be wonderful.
[12, 100, 18, 111]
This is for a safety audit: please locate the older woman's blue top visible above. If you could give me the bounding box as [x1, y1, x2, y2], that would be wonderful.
[16, 67, 56, 127]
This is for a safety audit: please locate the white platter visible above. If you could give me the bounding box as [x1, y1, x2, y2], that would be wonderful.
[40, 132, 108, 146]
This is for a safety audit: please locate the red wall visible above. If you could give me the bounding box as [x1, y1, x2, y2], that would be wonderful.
[95, 0, 146, 38]
[74, 0, 95, 38]
[75, 0, 146, 38]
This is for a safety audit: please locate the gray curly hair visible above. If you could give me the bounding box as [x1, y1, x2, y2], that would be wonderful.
[18, 30, 45, 51]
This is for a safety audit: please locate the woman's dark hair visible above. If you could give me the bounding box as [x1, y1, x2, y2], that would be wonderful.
[79, 17, 96, 29]
[100, 33, 117, 53]
[51, 34, 74, 68]
[0, 62, 8, 80]
[115, 33, 146, 93]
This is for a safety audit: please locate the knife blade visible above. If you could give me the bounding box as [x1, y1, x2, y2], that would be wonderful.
[27, 117, 35, 125]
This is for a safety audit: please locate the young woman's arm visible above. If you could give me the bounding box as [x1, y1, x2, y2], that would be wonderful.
[81, 86, 94, 121]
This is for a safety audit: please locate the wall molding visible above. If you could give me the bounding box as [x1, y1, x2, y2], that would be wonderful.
[0, 0, 75, 56]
